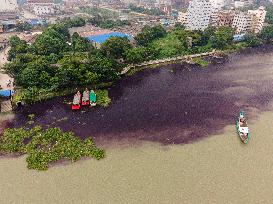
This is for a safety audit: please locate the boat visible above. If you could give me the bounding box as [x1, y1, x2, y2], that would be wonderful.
[72, 92, 82, 110]
[82, 89, 90, 106]
[236, 111, 250, 144]
[90, 90, 97, 107]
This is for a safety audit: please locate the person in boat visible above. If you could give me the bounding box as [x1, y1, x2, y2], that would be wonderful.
[82, 88, 90, 102]
[73, 91, 81, 105]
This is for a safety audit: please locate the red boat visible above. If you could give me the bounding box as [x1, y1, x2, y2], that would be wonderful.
[72, 92, 82, 110]
[81, 89, 90, 106]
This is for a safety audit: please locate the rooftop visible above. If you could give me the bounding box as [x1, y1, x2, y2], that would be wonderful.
[87, 32, 133, 44]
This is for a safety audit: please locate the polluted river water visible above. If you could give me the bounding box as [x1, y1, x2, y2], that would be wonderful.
[1, 46, 273, 203]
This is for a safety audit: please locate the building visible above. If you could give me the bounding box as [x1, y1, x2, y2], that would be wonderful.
[177, 11, 187, 25]
[0, 11, 18, 32]
[186, 0, 212, 30]
[0, 0, 18, 12]
[248, 6, 266, 34]
[64, 0, 90, 8]
[232, 11, 252, 33]
[211, 9, 235, 27]
[87, 32, 133, 48]
[232, 6, 266, 34]
[27, 0, 57, 15]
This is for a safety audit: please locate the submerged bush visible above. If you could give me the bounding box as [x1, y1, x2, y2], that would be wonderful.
[0, 126, 105, 170]
[96, 90, 111, 107]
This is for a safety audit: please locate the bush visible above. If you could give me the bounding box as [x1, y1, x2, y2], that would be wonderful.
[0, 126, 105, 171]
[96, 90, 111, 107]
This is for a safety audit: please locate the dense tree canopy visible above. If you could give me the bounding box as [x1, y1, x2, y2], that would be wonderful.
[101, 36, 132, 59]
[260, 25, 273, 42]
[211, 26, 234, 49]
[4, 19, 272, 103]
[135, 25, 167, 46]
[7, 36, 29, 61]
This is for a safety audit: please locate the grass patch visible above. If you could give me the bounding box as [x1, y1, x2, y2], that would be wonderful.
[192, 57, 209, 67]
[96, 90, 111, 107]
[0, 126, 105, 171]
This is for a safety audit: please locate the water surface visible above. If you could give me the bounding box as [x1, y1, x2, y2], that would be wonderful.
[8, 46, 273, 145]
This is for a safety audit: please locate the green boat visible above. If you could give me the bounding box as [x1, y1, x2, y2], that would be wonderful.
[90, 90, 97, 107]
[236, 111, 250, 144]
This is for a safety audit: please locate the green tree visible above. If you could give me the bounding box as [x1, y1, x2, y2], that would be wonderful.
[32, 27, 69, 55]
[101, 36, 132, 59]
[8, 36, 29, 61]
[17, 57, 54, 88]
[125, 47, 148, 64]
[16, 22, 33, 32]
[135, 25, 167, 46]
[244, 34, 262, 47]
[71, 32, 93, 52]
[259, 25, 273, 42]
[265, 5, 273, 24]
[211, 26, 234, 49]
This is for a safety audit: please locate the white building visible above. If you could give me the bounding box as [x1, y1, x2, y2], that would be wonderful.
[234, 0, 245, 8]
[27, 0, 57, 15]
[33, 4, 55, 15]
[0, 0, 18, 12]
[177, 11, 187, 25]
[232, 12, 252, 33]
[186, 0, 212, 31]
[248, 6, 266, 34]
[210, 0, 224, 9]
[232, 6, 266, 34]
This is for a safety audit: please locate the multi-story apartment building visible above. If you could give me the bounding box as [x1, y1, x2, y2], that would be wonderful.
[211, 9, 235, 27]
[248, 6, 266, 34]
[64, 0, 90, 8]
[186, 0, 212, 30]
[232, 6, 266, 34]
[27, 0, 57, 15]
[232, 11, 252, 33]
[0, 0, 18, 12]
[177, 11, 187, 25]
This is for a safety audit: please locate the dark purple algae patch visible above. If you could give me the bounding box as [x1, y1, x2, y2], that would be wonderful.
[5, 45, 273, 145]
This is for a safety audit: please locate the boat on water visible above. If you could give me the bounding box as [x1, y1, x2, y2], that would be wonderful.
[82, 89, 90, 106]
[72, 91, 82, 110]
[90, 90, 97, 107]
[236, 111, 250, 144]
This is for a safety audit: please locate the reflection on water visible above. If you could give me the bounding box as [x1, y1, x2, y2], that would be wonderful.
[1, 46, 273, 145]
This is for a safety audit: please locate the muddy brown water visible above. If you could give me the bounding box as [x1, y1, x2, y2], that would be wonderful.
[4, 45, 273, 145]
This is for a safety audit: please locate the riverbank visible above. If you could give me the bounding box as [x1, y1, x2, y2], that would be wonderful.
[1, 110, 273, 203]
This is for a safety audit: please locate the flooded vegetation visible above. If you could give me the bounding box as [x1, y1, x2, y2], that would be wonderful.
[4, 45, 273, 145]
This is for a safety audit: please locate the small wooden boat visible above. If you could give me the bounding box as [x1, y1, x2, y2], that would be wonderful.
[72, 92, 81, 110]
[90, 90, 97, 107]
[236, 111, 250, 144]
[82, 89, 90, 106]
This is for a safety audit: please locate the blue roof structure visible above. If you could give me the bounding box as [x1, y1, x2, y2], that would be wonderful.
[233, 34, 246, 42]
[27, 19, 43, 26]
[0, 90, 14, 97]
[87, 32, 133, 44]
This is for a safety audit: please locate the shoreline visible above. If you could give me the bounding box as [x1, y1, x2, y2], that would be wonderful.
[3, 43, 272, 106]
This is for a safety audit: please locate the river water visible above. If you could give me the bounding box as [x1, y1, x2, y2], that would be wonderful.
[7, 45, 273, 145]
[1, 46, 273, 204]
